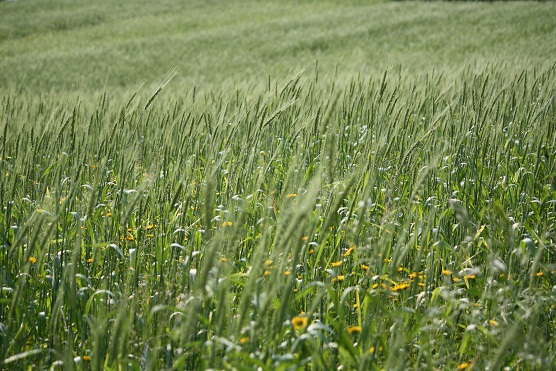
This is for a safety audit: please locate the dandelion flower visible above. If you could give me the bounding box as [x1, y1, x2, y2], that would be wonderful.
[221, 221, 232, 227]
[291, 316, 308, 330]
[333, 275, 345, 282]
[360, 264, 369, 270]
[28, 257, 37, 264]
[331, 260, 343, 267]
[220, 257, 228, 262]
[264, 260, 273, 266]
[86, 258, 93, 263]
[442, 269, 452, 276]
[372, 283, 379, 289]
[308, 249, 315, 254]
[488, 319, 499, 326]
[301, 236, 309, 241]
[457, 362, 469, 370]
[240, 337, 249, 344]
[348, 326, 361, 334]
[263, 270, 271, 276]
[286, 193, 297, 199]
[83, 355, 92, 362]
[284, 271, 291, 276]
[342, 246, 356, 257]
[464, 274, 476, 280]
[536, 271, 544, 277]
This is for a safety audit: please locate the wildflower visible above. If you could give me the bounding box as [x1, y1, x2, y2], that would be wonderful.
[240, 337, 249, 344]
[392, 282, 409, 291]
[291, 316, 308, 330]
[147, 233, 155, 238]
[221, 221, 232, 227]
[301, 236, 309, 241]
[442, 269, 452, 276]
[106, 212, 112, 217]
[331, 260, 343, 267]
[83, 355, 92, 361]
[126, 235, 135, 241]
[342, 246, 356, 257]
[452, 277, 461, 282]
[464, 274, 476, 280]
[418, 282, 425, 287]
[264, 260, 273, 266]
[369, 346, 382, 354]
[308, 249, 315, 254]
[284, 271, 291, 276]
[86, 258, 93, 263]
[409, 272, 418, 279]
[536, 271, 543, 277]
[489, 319, 499, 326]
[347, 326, 361, 334]
[457, 362, 469, 370]
[220, 257, 228, 262]
[360, 264, 369, 270]
[372, 283, 379, 289]
[146, 224, 156, 230]
[397, 267, 403, 272]
[263, 270, 271, 276]
[286, 193, 297, 199]
[333, 275, 345, 282]
[28, 257, 37, 264]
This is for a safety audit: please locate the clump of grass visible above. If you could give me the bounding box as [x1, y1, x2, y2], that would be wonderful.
[1, 63, 555, 370]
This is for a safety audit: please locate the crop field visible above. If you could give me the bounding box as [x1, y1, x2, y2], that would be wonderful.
[1, 0, 556, 370]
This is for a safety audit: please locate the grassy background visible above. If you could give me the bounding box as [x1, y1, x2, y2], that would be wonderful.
[1, 0, 556, 95]
[1, 0, 556, 370]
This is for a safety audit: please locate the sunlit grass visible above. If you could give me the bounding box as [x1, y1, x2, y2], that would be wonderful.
[1, 62, 555, 369]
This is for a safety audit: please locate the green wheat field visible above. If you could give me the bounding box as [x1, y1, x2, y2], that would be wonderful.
[1, 0, 556, 369]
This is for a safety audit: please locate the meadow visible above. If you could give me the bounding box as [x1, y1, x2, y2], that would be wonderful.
[1, 0, 556, 370]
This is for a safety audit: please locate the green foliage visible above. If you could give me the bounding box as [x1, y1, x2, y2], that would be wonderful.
[1, 0, 556, 370]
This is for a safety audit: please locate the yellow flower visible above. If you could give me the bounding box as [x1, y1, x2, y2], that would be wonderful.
[28, 257, 37, 264]
[342, 246, 356, 257]
[369, 346, 383, 354]
[264, 260, 273, 266]
[372, 283, 379, 289]
[442, 269, 452, 276]
[457, 362, 469, 370]
[286, 193, 297, 199]
[452, 277, 461, 282]
[83, 355, 92, 361]
[331, 261, 343, 267]
[464, 274, 476, 280]
[220, 257, 228, 262]
[146, 224, 156, 230]
[360, 264, 369, 271]
[347, 326, 361, 334]
[86, 258, 93, 263]
[308, 249, 315, 254]
[126, 235, 135, 241]
[488, 319, 499, 326]
[392, 282, 409, 291]
[240, 337, 250, 344]
[221, 221, 232, 227]
[397, 267, 403, 272]
[263, 270, 271, 276]
[284, 271, 291, 276]
[291, 316, 308, 330]
[301, 236, 309, 241]
[536, 271, 544, 277]
[333, 275, 345, 282]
